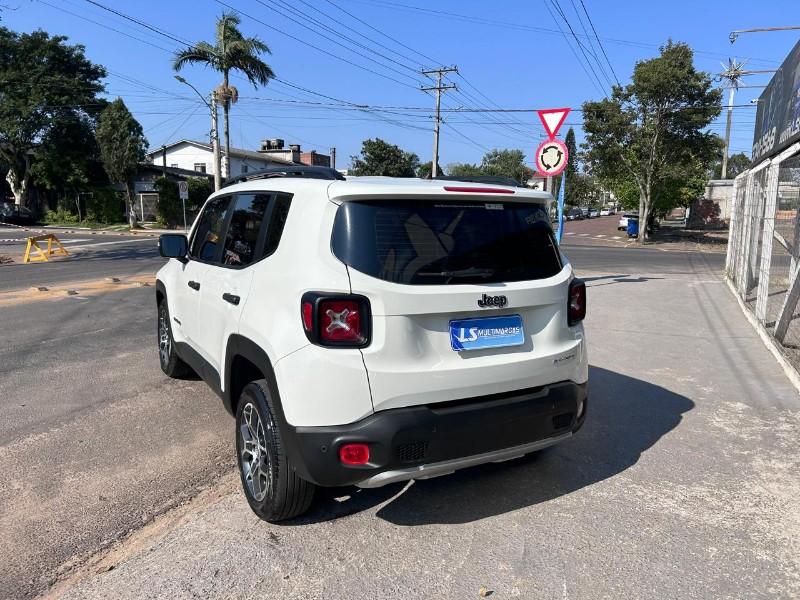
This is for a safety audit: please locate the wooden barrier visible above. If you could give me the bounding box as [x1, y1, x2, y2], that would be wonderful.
[23, 234, 69, 263]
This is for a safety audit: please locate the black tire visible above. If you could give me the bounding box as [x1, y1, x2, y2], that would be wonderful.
[157, 298, 192, 378]
[236, 380, 315, 522]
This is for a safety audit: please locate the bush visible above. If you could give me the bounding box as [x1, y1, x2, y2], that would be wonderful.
[154, 177, 181, 229]
[154, 177, 210, 229]
[86, 188, 126, 224]
[42, 198, 80, 224]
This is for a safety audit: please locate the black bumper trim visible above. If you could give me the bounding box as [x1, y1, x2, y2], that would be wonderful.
[285, 380, 588, 487]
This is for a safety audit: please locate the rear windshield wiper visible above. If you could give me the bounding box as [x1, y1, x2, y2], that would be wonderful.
[418, 267, 495, 278]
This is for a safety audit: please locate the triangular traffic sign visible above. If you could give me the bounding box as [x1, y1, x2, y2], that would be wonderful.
[537, 108, 570, 139]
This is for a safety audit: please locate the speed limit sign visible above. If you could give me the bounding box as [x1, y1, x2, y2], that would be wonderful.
[178, 181, 189, 200]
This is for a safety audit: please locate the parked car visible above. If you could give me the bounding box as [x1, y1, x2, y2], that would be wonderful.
[567, 208, 584, 220]
[0, 202, 36, 225]
[618, 212, 638, 231]
[588, 208, 600, 218]
[600, 208, 611, 216]
[156, 166, 589, 522]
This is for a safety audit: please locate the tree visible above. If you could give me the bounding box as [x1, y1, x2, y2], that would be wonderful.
[0, 27, 106, 206]
[417, 161, 442, 179]
[95, 99, 147, 228]
[174, 11, 274, 178]
[446, 162, 483, 177]
[349, 138, 420, 176]
[713, 151, 750, 179]
[30, 112, 107, 221]
[582, 40, 722, 241]
[481, 149, 532, 183]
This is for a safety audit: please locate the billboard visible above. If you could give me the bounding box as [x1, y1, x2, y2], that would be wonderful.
[752, 38, 800, 162]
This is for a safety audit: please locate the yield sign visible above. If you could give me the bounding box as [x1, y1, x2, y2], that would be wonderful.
[537, 108, 570, 139]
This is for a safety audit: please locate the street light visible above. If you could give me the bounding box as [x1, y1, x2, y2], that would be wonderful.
[174, 75, 222, 191]
[730, 26, 800, 43]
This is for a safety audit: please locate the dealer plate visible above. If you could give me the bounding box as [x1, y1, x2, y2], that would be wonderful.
[449, 315, 525, 352]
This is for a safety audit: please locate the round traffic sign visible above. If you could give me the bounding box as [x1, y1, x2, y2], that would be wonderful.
[535, 139, 569, 177]
[178, 181, 189, 193]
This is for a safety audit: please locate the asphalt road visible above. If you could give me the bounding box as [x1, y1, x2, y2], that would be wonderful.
[0, 227, 234, 599]
[0, 226, 165, 291]
[1, 227, 797, 599]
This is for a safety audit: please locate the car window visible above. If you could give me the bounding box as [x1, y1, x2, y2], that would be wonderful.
[189, 195, 233, 262]
[262, 194, 292, 257]
[331, 200, 562, 285]
[221, 194, 270, 267]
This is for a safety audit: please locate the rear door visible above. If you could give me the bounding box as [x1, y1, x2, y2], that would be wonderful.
[331, 196, 579, 413]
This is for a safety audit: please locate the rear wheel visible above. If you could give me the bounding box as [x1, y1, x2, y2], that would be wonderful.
[157, 298, 192, 378]
[236, 380, 315, 522]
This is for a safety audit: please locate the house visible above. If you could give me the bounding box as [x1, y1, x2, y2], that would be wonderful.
[117, 164, 214, 223]
[147, 139, 296, 179]
[526, 171, 550, 192]
[257, 139, 332, 168]
[147, 139, 332, 178]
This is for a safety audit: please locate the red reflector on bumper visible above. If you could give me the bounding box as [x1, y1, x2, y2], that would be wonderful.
[339, 443, 370, 465]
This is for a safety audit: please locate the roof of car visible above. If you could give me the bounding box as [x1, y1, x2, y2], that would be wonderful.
[219, 174, 554, 204]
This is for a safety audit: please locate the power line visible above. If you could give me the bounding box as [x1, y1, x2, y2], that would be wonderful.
[321, 0, 440, 67]
[231, 0, 420, 89]
[542, 0, 606, 97]
[253, 0, 425, 83]
[568, 0, 614, 88]
[548, 0, 612, 92]
[578, 0, 620, 86]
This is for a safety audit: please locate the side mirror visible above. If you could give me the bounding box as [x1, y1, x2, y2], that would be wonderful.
[159, 234, 188, 261]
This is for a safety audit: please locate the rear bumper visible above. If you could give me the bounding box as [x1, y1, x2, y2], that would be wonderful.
[285, 380, 588, 487]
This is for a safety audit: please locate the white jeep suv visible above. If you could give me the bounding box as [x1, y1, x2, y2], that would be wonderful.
[156, 167, 588, 522]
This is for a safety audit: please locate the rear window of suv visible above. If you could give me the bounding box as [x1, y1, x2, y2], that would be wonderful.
[331, 199, 563, 285]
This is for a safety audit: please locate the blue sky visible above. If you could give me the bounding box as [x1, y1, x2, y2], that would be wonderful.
[8, 0, 800, 170]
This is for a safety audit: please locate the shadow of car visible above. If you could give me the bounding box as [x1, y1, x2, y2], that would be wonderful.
[0, 202, 37, 225]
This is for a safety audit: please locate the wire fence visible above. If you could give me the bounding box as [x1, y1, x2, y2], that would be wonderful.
[727, 142, 800, 367]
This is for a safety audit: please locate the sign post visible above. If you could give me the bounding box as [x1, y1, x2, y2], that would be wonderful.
[536, 108, 571, 243]
[178, 181, 189, 232]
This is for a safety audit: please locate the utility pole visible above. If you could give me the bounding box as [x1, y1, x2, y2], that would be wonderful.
[422, 67, 457, 178]
[210, 91, 221, 190]
[175, 75, 222, 191]
[330, 147, 336, 170]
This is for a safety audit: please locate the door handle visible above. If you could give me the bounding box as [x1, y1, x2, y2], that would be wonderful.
[222, 293, 240, 305]
[188, 280, 200, 291]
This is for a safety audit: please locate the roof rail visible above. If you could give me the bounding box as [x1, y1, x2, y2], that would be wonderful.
[221, 166, 345, 188]
[433, 175, 524, 187]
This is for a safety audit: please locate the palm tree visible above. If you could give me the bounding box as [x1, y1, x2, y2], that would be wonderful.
[173, 11, 275, 178]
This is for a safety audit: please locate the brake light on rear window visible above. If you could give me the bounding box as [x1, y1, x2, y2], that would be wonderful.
[301, 293, 371, 347]
[568, 279, 586, 326]
[443, 186, 515, 194]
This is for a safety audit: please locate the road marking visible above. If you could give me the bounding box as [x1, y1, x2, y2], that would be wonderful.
[578, 233, 590, 237]
[564, 232, 575, 236]
[0, 275, 154, 306]
[63, 238, 156, 249]
[595, 234, 606, 238]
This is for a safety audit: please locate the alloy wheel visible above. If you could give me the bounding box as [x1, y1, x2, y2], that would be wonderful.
[239, 402, 271, 502]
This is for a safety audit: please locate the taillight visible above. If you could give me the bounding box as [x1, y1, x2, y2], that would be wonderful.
[339, 443, 370, 465]
[320, 299, 361, 342]
[568, 279, 586, 326]
[301, 293, 371, 347]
